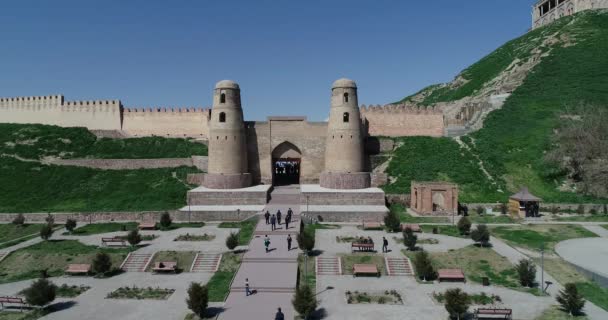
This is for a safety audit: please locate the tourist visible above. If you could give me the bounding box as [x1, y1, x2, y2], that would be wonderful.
[265, 211, 270, 224]
[368, 236, 373, 244]
[287, 208, 293, 218]
[275, 307, 285, 320]
[271, 214, 277, 231]
[287, 234, 292, 251]
[245, 278, 251, 296]
[285, 214, 290, 230]
[382, 236, 388, 253]
[264, 235, 271, 253]
[277, 210, 282, 225]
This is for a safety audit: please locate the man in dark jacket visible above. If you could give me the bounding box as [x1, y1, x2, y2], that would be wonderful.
[277, 210, 282, 225]
[264, 211, 270, 224]
[270, 214, 277, 231]
[275, 307, 285, 320]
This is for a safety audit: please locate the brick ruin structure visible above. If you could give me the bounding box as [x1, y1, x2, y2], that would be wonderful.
[532, 0, 608, 29]
[410, 181, 459, 215]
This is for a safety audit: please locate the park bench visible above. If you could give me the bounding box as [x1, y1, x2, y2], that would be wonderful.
[101, 237, 126, 246]
[474, 308, 512, 319]
[362, 220, 383, 230]
[0, 296, 27, 311]
[152, 261, 177, 273]
[65, 264, 91, 275]
[401, 223, 422, 232]
[352, 264, 380, 277]
[139, 222, 157, 230]
[438, 268, 466, 283]
[351, 242, 375, 253]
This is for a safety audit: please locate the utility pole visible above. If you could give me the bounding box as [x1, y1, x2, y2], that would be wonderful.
[541, 241, 545, 294]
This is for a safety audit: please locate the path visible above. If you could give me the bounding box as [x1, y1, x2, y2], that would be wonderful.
[219, 186, 301, 320]
[583, 225, 608, 237]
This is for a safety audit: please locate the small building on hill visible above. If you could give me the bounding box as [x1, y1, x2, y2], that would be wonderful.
[509, 187, 542, 218]
[410, 181, 459, 215]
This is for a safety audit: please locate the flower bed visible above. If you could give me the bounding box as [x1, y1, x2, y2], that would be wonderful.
[345, 290, 403, 305]
[106, 286, 175, 300]
[432, 291, 501, 305]
[174, 233, 215, 241]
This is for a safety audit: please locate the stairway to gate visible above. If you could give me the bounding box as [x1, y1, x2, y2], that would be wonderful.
[385, 257, 414, 276]
[120, 253, 154, 272]
[190, 253, 222, 273]
[268, 186, 301, 204]
[316, 256, 342, 276]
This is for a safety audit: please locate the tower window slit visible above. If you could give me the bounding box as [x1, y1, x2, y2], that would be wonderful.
[220, 93, 226, 104]
[219, 112, 226, 123]
[343, 112, 349, 123]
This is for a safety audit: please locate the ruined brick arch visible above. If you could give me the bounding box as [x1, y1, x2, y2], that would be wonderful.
[272, 141, 302, 159]
[432, 191, 446, 211]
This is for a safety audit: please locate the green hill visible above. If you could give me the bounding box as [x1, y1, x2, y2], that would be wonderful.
[386, 10, 608, 203]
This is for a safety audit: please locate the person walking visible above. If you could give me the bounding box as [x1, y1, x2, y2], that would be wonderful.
[287, 234, 292, 251]
[277, 210, 282, 225]
[382, 236, 389, 253]
[245, 278, 251, 296]
[264, 211, 270, 225]
[270, 214, 277, 231]
[285, 214, 290, 230]
[287, 208, 293, 220]
[275, 307, 285, 320]
[264, 235, 271, 253]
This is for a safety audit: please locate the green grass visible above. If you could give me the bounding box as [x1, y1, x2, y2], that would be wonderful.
[467, 212, 514, 224]
[145, 251, 197, 272]
[0, 309, 50, 320]
[534, 306, 589, 320]
[0, 224, 45, 248]
[55, 284, 91, 297]
[207, 252, 243, 302]
[160, 222, 205, 231]
[298, 254, 316, 289]
[0, 156, 200, 213]
[491, 224, 597, 252]
[391, 204, 450, 223]
[106, 286, 174, 300]
[555, 215, 608, 222]
[0, 123, 207, 159]
[303, 223, 341, 237]
[0, 240, 132, 284]
[339, 254, 386, 275]
[67, 222, 139, 235]
[218, 217, 259, 245]
[420, 225, 467, 238]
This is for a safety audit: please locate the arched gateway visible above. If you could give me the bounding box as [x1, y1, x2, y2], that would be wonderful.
[272, 141, 301, 186]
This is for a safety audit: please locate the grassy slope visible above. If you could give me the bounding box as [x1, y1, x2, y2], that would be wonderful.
[390, 11, 608, 202]
[491, 224, 597, 252]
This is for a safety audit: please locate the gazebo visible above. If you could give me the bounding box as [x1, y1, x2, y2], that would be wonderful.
[509, 187, 542, 218]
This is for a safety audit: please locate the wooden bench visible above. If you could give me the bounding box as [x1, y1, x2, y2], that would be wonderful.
[101, 237, 126, 246]
[438, 268, 466, 282]
[351, 242, 375, 253]
[401, 223, 422, 233]
[65, 264, 91, 275]
[139, 222, 156, 230]
[352, 264, 380, 277]
[152, 261, 177, 273]
[362, 221, 383, 230]
[0, 296, 27, 311]
[474, 308, 512, 319]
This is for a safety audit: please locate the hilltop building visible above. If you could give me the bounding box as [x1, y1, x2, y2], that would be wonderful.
[532, 0, 608, 29]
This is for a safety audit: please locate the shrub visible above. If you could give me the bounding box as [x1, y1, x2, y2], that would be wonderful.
[444, 288, 470, 320]
[403, 228, 418, 251]
[550, 206, 559, 215]
[457, 216, 471, 235]
[476, 206, 484, 215]
[556, 283, 585, 316]
[500, 203, 508, 215]
[577, 204, 585, 215]
[65, 218, 77, 234]
[297, 230, 315, 254]
[12, 213, 25, 226]
[23, 278, 56, 307]
[225, 232, 239, 251]
[471, 224, 490, 246]
[292, 284, 317, 319]
[604, 204, 608, 215]
[515, 259, 536, 288]
[186, 282, 209, 318]
[589, 208, 598, 215]
[126, 229, 142, 246]
[384, 209, 401, 232]
[413, 250, 436, 281]
[45, 213, 54, 226]
[92, 252, 112, 275]
[40, 223, 54, 240]
[160, 212, 172, 229]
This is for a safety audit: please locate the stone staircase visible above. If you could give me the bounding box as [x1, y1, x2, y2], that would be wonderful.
[120, 253, 154, 272]
[316, 256, 342, 276]
[385, 257, 414, 276]
[190, 253, 222, 273]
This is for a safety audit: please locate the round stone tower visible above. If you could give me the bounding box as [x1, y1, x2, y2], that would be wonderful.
[203, 80, 251, 189]
[319, 78, 370, 189]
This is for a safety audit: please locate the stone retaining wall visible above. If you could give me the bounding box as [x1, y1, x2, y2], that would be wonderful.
[44, 156, 208, 171]
[0, 210, 254, 223]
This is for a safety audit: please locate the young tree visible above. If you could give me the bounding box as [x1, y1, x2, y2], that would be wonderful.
[557, 283, 586, 316]
[160, 212, 172, 229]
[186, 282, 209, 318]
[40, 223, 54, 240]
[476, 206, 484, 215]
[12, 213, 25, 226]
[292, 284, 317, 320]
[551, 206, 559, 215]
[384, 209, 401, 232]
[500, 203, 508, 215]
[226, 232, 239, 251]
[515, 259, 536, 287]
[413, 250, 436, 281]
[471, 224, 491, 247]
[92, 252, 112, 275]
[45, 213, 55, 226]
[65, 218, 77, 234]
[577, 204, 585, 215]
[23, 278, 56, 308]
[444, 288, 470, 320]
[457, 216, 471, 235]
[126, 229, 142, 247]
[604, 204, 608, 215]
[403, 227, 417, 251]
[297, 231, 315, 255]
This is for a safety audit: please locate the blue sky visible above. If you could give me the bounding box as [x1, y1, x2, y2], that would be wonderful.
[0, 1, 534, 121]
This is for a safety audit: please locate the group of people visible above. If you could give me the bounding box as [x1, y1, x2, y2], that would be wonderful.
[355, 236, 390, 253]
[264, 208, 294, 231]
[263, 234, 294, 253]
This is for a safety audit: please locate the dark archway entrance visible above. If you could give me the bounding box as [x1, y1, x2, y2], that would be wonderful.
[271, 141, 302, 186]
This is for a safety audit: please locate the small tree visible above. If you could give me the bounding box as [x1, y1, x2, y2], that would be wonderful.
[292, 284, 317, 320]
[23, 278, 56, 308]
[126, 229, 142, 247]
[384, 209, 401, 232]
[516, 259, 536, 288]
[500, 203, 508, 215]
[403, 227, 417, 251]
[589, 208, 598, 215]
[40, 223, 54, 240]
[457, 216, 471, 235]
[160, 212, 172, 229]
[604, 204, 608, 215]
[444, 288, 470, 320]
[186, 282, 209, 318]
[297, 230, 315, 255]
[45, 213, 55, 226]
[65, 219, 77, 234]
[92, 252, 112, 275]
[12, 213, 25, 226]
[476, 206, 484, 216]
[551, 206, 559, 215]
[471, 224, 490, 247]
[577, 204, 585, 215]
[226, 232, 239, 251]
[413, 250, 436, 281]
[557, 283, 585, 316]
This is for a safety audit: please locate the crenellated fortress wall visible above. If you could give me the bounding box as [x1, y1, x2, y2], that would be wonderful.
[360, 104, 445, 137]
[122, 107, 210, 138]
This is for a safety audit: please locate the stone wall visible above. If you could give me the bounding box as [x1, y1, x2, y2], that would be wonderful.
[0, 210, 254, 223]
[121, 107, 210, 138]
[361, 104, 444, 137]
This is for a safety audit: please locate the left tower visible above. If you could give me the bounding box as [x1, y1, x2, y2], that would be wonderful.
[203, 80, 251, 189]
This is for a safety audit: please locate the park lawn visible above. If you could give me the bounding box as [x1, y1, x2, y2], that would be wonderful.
[491, 224, 597, 252]
[339, 254, 387, 276]
[146, 251, 197, 272]
[420, 225, 468, 238]
[218, 217, 259, 245]
[0, 240, 132, 284]
[67, 222, 139, 235]
[207, 252, 243, 302]
[303, 223, 341, 237]
[604, 225, 608, 231]
[0, 309, 50, 320]
[0, 224, 47, 249]
[534, 306, 588, 320]
[298, 254, 316, 289]
[555, 215, 608, 222]
[391, 204, 450, 223]
[159, 222, 205, 231]
[467, 212, 514, 224]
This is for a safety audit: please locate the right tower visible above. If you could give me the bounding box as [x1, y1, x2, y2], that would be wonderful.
[320, 78, 370, 189]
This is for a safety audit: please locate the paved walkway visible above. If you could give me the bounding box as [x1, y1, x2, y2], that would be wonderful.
[218, 186, 301, 320]
[583, 225, 608, 237]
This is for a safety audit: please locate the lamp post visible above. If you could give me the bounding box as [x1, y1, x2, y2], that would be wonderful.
[541, 241, 545, 294]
